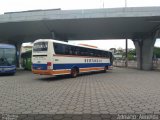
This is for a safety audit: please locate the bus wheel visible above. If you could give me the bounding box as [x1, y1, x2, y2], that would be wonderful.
[103, 66, 108, 73]
[71, 68, 78, 78]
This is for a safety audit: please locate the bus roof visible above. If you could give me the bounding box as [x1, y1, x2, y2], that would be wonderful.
[34, 39, 111, 52]
[0, 44, 15, 49]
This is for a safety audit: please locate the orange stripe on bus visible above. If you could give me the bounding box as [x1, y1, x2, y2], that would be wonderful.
[78, 44, 97, 48]
[80, 67, 104, 72]
[53, 70, 70, 75]
[32, 69, 70, 75]
[32, 69, 52, 75]
[32, 67, 105, 75]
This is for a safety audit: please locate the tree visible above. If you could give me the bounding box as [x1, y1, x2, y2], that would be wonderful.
[109, 48, 117, 53]
[153, 47, 160, 58]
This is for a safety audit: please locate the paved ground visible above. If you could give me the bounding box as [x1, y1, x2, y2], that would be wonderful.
[0, 67, 160, 119]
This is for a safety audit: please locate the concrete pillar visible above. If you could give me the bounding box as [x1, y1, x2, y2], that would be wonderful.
[15, 42, 22, 68]
[133, 39, 142, 70]
[133, 36, 156, 70]
[133, 28, 160, 70]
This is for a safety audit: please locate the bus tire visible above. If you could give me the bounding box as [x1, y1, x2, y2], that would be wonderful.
[71, 68, 78, 78]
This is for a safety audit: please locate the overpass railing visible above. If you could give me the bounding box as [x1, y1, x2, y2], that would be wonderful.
[113, 60, 137, 69]
[153, 59, 160, 70]
[113, 60, 160, 70]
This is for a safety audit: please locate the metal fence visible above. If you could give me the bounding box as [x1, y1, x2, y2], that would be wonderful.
[153, 59, 160, 70]
[113, 60, 160, 70]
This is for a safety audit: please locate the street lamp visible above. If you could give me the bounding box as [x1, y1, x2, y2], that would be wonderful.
[125, 0, 127, 7]
[102, 0, 104, 8]
[125, 0, 128, 67]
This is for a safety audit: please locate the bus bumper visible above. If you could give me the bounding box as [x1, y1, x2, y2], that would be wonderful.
[32, 69, 53, 75]
[0, 67, 16, 74]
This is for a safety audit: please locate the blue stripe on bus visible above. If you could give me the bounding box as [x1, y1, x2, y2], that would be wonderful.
[53, 63, 111, 70]
[32, 63, 112, 70]
[32, 64, 47, 70]
[0, 69, 16, 73]
[0, 65, 16, 68]
[0, 65, 16, 73]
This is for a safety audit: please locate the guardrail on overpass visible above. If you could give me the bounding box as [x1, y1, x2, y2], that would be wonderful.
[113, 60, 160, 70]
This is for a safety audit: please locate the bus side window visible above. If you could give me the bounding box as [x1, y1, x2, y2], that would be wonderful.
[79, 47, 84, 56]
[54, 43, 59, 54]
[54, 43, 65, 54]
[64, 45, 69, 55]
[106, 52, 109, 58]
[103, 52, 107, 58]
[97, 50, 101, 57]
[102, 51, 106, 57]
[69, 49, 73, 55]
[71, 46, 76, 55]
[93, 49, 98, 57]
[81, 48, 87, 56]
[75, 47, 80, 55]
[79, 48, 85, 56]
[62, 44, 66, 54]
[102, 51, 104, 57]
[88, 49, 94, 57]
[94, 50, 98, 57]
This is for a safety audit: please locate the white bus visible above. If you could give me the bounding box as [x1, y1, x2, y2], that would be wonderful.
[32, 39, 113, 77]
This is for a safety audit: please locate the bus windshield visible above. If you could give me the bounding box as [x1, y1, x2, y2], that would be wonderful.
[0, 48, 16, 66]
[33, 42, 48, 52]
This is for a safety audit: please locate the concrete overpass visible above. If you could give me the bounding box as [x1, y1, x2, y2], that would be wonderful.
[0, 7, 160, 70]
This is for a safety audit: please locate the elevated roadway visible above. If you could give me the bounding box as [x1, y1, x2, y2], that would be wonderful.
[0, 7, 160, 70]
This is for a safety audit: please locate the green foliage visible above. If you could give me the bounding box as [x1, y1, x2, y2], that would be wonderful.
[127, 49, 136, 60]
[113, 47, 160, 60]
[128, 54, 135, 60]
[128, 49, 136, 56]
[153, 47, 160, 58]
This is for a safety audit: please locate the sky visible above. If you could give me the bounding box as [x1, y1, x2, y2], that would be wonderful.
[1, 0, 160, 13]
[68, 39, 134, 50]
[1, 0, 160, 49]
